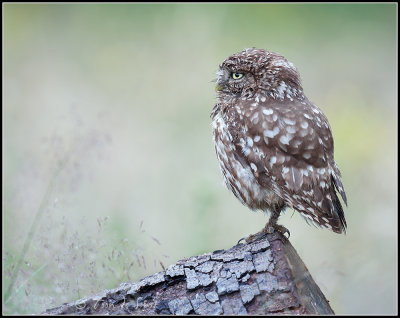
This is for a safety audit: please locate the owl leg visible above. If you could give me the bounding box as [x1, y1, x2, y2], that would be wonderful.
[264, 207, 290, 238]
[239, 203, 289, 244]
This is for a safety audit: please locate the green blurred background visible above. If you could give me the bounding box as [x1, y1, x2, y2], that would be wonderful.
[2, 3, 397, 315]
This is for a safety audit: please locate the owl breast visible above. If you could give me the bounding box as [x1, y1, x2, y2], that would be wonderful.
[212, 107, 282, 212]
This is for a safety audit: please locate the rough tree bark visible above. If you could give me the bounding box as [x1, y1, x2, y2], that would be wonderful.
[44, 232, 335, 315]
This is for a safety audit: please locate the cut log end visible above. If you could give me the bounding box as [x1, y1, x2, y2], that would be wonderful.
[44, 232, 335, 315]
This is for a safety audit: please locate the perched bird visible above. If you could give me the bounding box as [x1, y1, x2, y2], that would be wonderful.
[211, 48, 347, 241]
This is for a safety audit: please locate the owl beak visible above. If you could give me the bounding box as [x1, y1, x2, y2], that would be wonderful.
[215, 84, 223, 92]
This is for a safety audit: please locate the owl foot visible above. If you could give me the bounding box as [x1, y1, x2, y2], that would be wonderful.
[237, 226, 269, 244]
[237, 224, 290, 245]
[269, 224, 290, 239]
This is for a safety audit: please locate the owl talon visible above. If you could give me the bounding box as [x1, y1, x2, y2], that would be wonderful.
[237, 237, 246, 245]
[273, 224, 290, 239]
[240, 223, 290, 244]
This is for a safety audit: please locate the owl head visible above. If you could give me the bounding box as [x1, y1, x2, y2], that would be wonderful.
[215, 48, 303, 100]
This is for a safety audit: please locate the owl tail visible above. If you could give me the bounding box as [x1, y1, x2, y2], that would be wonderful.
[331, 189, 347, 234]
[331, 165, 347, 206]
[330, 174, 347, 234]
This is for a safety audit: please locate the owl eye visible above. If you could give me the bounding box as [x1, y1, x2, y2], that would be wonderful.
[231, 72, 244, 80]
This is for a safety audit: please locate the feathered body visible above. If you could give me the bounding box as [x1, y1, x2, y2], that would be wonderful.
[211, 48, 347, 234]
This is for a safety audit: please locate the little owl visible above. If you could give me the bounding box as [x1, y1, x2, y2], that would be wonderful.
[211, 48, 347, 241]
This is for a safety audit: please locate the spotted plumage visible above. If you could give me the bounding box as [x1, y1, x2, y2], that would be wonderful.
[211, 48, 347, 235]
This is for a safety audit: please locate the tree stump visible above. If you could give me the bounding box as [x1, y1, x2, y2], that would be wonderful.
[44, 232, 335, 315]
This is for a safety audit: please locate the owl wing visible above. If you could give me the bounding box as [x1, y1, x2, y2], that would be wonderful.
[226, 97, 347, 233]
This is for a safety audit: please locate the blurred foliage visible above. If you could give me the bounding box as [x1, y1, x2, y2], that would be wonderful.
[2, 3, 397, 315]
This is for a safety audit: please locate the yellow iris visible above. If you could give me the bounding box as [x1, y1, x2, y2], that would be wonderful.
[232, 72, 244, 80]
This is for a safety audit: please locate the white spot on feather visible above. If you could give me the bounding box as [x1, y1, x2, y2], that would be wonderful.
[279, 135, 292, 145]
[263, 127, 280, 138]
[242, 148, 251, 156]
[235, 180, 242, 189]
[246, 137, 253, 147]
[292, 140, 302, 148]
[301, 122, 308, 129]
[250, 112, 259, 122]
[262, 108, 273, 115]
[299, 129, 308, 137]
[276, 81, 287, 99]
[286, 126, 297, 134]
[283, 118, 296, 125]
[301, 212, 314, 222]
[282, 167, 289, 174]
[304, 113, 312, 119]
